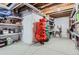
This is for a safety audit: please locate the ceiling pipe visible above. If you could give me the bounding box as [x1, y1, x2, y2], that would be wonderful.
[0, 4, 8, 9]
[24, 3, 41, 12]
[8, 3, 17, 10]
[24, 3, 46, 17]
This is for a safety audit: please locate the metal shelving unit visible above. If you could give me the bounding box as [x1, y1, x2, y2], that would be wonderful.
[70, 4, 79, 47]
[0, 17, 4, 19]
[0, 4, 23, 47]
[0, 23, 22, 26]
[0, 32, 22, 38]
[6, 16, 22, 20]
[0, 17, 22, 42]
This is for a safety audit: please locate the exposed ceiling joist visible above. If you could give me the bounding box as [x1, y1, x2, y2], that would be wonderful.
[39, 3, 53, 9]
[39, 3, 61, 10]
[41, 3, 74, 14]
[50, 10, 72, 18]
[50, 8, 72, 18]
[32, 3, 38, 6]
[47, 8, 72, 15]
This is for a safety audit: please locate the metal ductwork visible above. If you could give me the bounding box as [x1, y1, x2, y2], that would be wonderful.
[8, 3, 17, 10]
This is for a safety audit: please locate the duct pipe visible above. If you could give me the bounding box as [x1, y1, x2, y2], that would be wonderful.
[24, 3, 46, 17]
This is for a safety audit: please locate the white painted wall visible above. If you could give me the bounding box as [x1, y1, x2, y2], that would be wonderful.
[22, 14, 33, 44]
[54, 17, 69, 37]
[32, 13, 42, 22]
[21, 10, 42, 44]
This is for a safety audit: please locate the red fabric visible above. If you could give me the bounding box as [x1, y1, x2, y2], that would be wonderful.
[35, 18, 47, 42]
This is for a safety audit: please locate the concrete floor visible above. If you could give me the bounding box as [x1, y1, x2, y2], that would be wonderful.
[0, 37, 79, 55]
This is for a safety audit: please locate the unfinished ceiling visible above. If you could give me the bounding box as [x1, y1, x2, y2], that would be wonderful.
[0, 3, 75, 18]
[31, 3, 74, 18]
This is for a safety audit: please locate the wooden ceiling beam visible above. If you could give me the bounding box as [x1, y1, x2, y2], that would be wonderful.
[47, 8, 72, 15]
[39, 3, 53, 9]
[41, 3, 74, 14]
[32, 3, 38, 6]
[50, 13, 71, 18]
